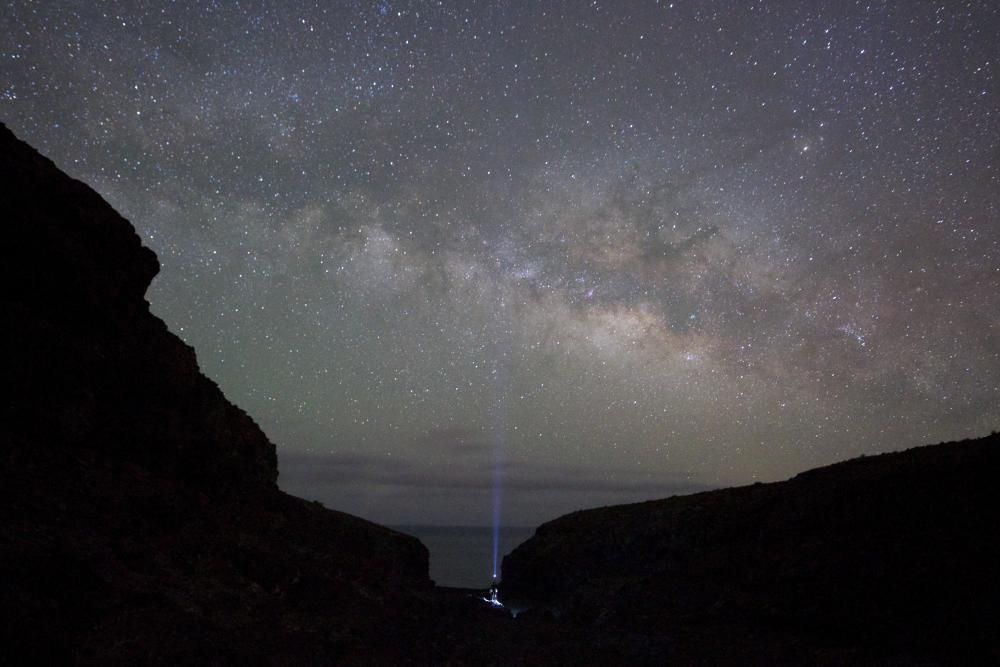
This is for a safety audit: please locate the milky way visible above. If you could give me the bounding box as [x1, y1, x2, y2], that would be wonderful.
[3, 1, 998, 525]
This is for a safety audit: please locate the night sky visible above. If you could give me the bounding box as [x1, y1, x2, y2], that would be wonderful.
[3, 1, 998, 527]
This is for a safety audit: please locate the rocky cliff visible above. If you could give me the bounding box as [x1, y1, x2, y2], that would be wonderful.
[502, 434, 1000, 664]
[0, 123, 432, 665]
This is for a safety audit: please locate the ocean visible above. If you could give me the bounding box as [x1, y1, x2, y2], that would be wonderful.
[393, 525, 536, 589]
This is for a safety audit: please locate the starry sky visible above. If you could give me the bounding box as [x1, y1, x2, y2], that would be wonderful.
[3, 1, 998, 527]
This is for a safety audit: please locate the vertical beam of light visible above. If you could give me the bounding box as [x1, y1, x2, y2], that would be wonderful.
[490, 295, 512, 581]
[491, 445, 505, 579]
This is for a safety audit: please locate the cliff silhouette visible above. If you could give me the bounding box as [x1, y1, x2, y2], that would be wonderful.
[502, 433, 1000, 663]
[0, 123, 432, 664]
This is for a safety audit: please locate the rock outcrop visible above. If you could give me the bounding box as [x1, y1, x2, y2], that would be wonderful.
[502, 434, 1000, 664]
[0, 123, 431, 665]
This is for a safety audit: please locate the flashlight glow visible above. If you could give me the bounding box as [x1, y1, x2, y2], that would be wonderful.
[490, 321, 511, 583]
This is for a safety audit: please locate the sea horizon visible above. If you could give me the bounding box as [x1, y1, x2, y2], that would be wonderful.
[392, 525, 537, 589]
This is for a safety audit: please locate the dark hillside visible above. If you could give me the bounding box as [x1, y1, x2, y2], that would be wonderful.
[0, 123, 431, 665]
[502, 434, 1000, 664]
